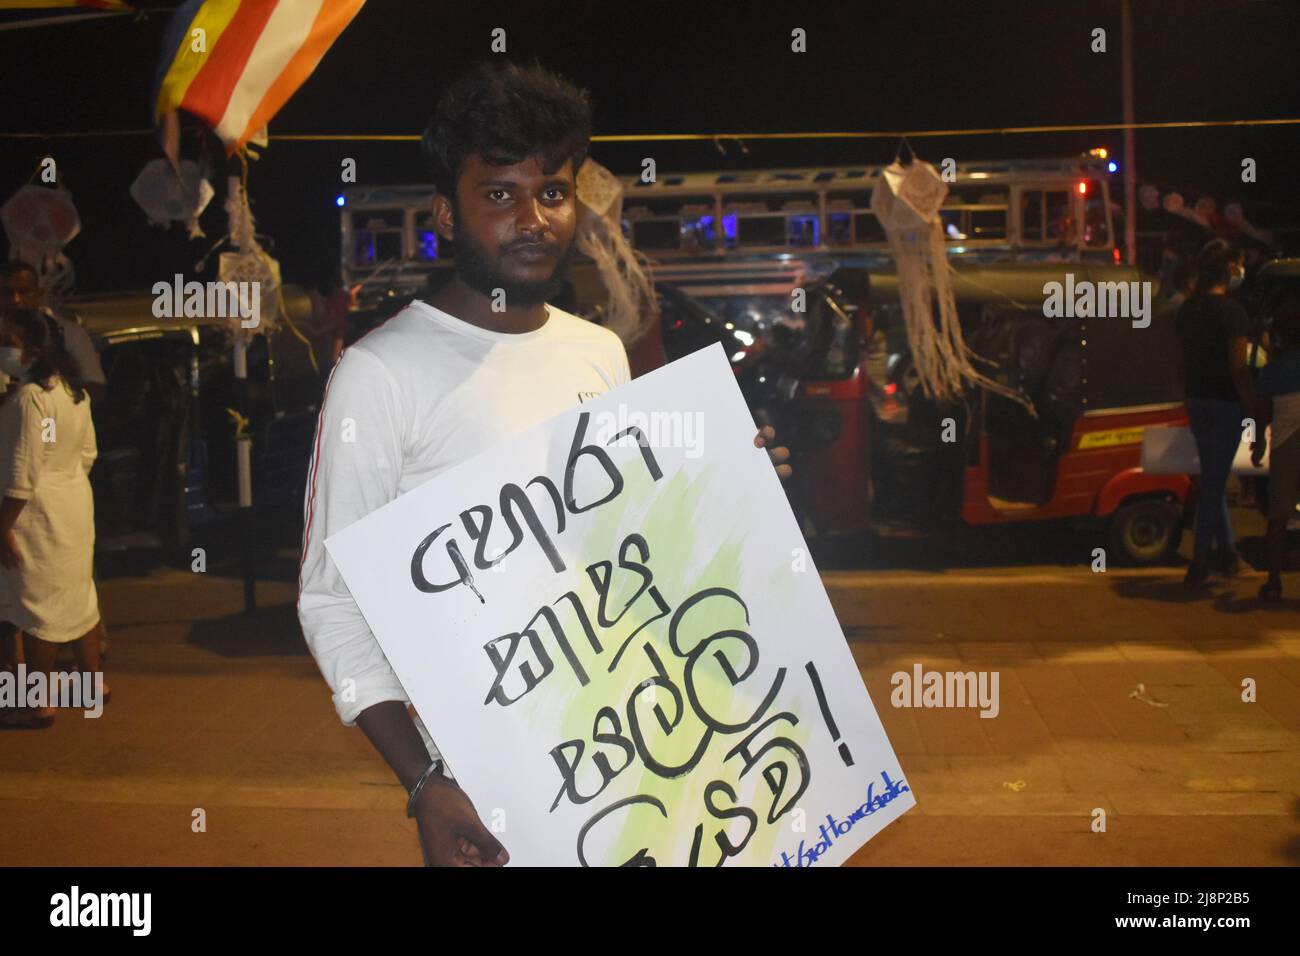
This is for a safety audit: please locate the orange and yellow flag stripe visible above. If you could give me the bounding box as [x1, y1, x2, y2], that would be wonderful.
[155, 0, 364, 154]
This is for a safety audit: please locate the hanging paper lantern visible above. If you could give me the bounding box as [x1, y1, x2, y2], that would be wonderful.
[217, 175, 280, 340]
[577, 157, 623, 223]
[575, 158, 655, 347]
[218, 248, 281, 339]
[2, 183, 81, 302]
[871, 158, 1032, 412]
[2, 183, 80, 257]
[872, 160, 948, 233]
[130, 158, 214, 238]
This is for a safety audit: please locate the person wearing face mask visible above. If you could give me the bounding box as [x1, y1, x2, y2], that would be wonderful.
[0, 308, 108, 730]
[0, 336, 27, 395]
[1175, 239, 1256, 587]
[0, 260, 106, 405]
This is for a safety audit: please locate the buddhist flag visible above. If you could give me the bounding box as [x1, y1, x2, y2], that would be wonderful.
[153, 0, 365, 155]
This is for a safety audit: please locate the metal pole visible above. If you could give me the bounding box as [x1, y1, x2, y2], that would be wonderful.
[233, 338, 256, 615]
[1121, 0, 1138, 268]
[228, 173, 257, 615]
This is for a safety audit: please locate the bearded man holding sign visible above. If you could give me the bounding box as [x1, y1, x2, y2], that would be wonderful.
[296, 60, 790, 867]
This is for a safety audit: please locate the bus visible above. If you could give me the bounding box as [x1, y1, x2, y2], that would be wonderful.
[337, 150, 1121, 324]
[337, 154, 1207, 560]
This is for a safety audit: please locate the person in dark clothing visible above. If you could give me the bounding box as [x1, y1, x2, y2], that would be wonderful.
[1175, 240, 1254, 587]
[1250, 291, 1300, 601]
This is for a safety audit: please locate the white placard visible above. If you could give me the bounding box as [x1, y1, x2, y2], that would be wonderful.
[326, 343, 914, 866]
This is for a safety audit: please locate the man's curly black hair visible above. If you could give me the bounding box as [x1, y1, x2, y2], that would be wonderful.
[421, 59, 594, 206]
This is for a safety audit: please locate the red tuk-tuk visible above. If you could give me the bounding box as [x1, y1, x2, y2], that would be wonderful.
[789, 262, 1193, 564]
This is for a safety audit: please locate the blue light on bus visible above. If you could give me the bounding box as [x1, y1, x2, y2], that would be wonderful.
[788, 213, 819, 247]
[683, 215, 716, 246]
[1107, 161, 1118, 173]
[419, 230, 439, 260]
[336, 195, 346, 207]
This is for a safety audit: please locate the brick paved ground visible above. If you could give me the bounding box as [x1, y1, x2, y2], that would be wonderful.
[2, 529, 1297, 866]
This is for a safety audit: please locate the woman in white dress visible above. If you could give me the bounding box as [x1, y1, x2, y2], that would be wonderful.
[0, 307, 108, 729]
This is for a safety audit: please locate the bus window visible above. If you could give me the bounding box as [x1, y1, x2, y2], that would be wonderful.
[351, 209, 404, 265]
[624, 195, 716, 252]
[632, 219, 681, 250]
[1044, 190, 1072, 243]
[828, 212, 853, 246]
[936, 185, 1008, 242]
[1020, 191, 1043, 241]
[1083, 184, 1110, 246]
[735, 215, 786, 247]
[827, 190, 877, 245]
[940, 209, 966, 239]
[788, 214, 819, 247]
[681, 211, 717, 250]
[969, 209, 1007, 240]
[723, 193, 817, 249]
[1019, 189, 1072, 244]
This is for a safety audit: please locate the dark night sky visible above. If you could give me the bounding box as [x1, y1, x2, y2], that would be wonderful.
[1, 0, 1295, 292]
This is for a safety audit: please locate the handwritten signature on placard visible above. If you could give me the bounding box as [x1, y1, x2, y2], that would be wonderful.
[774, 770, 911, 868]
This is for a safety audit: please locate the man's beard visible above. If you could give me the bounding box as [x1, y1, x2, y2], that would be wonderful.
[452, 223, 577, 307]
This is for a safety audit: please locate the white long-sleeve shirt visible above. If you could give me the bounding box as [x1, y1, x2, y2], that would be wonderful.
[296, 299, 630, 762]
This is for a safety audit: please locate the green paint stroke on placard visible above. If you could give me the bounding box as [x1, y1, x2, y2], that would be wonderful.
[542, 457, 815, 866]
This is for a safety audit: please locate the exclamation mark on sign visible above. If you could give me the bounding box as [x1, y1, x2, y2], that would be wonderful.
[805, 661, 854, 767]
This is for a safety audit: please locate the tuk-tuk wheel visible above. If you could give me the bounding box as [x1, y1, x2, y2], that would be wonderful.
[1106, 499, 1181, 566]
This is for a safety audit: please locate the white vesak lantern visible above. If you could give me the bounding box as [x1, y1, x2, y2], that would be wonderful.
[218, 249, 281, 344]
[575, 158, 655, 347]
[218, 174, 281, 352]
[130, 158, 214, 238]
[1, 183, 80, 301]
[872, 159, 948, 232]
[871, 158, 1032, 411]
